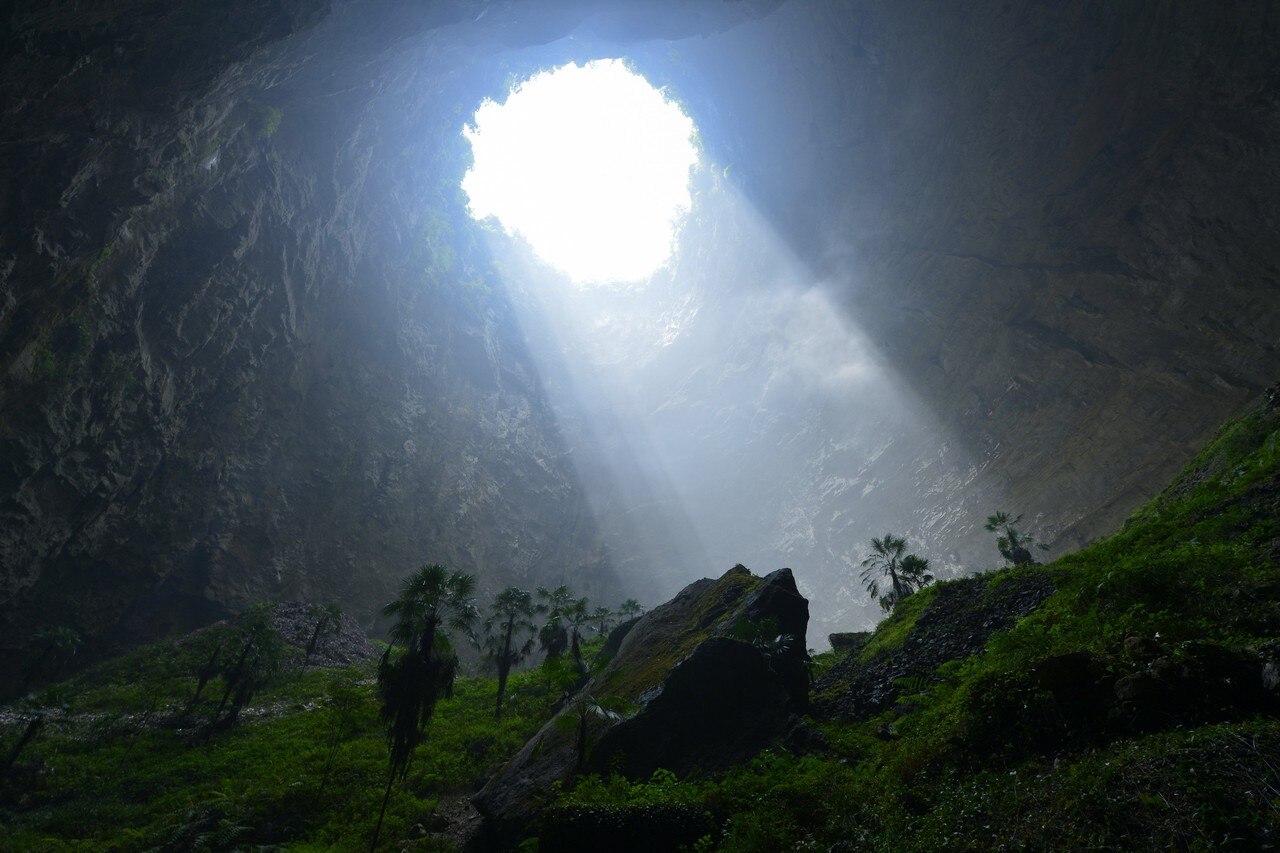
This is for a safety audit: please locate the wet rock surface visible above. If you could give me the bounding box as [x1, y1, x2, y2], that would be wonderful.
[815, 571, 1056, 721]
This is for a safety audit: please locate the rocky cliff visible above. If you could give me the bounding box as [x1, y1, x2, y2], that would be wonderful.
[473, 564, 813, 846]
[3, 0, 1279, 687]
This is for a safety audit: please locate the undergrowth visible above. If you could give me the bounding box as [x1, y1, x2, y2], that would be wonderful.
[551, 401, 1280, 851]
[1, 656, 562, 851]
[4, 403, 1278, 851]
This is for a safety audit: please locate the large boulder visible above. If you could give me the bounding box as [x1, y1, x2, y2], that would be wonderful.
[472, 565, 811, 847]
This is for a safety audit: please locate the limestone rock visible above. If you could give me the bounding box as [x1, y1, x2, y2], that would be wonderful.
[472, 565, 811, 846]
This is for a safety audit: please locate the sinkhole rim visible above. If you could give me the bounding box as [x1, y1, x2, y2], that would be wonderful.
[460, 57, 702, 286]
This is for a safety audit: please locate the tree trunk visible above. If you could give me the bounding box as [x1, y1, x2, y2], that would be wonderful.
[208, 640, 253, 736]
[305, 618, 324, 664]
[570, 628, 586, 684]
[889, 568, 906, 608]
[3, 715, 44, 769]
[576, 708, 588, 770]
[495, 618, 514, 719]
[370, 764, 397, 851]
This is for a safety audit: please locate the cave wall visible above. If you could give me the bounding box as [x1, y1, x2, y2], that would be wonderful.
[3, 0, 1279, 680]
[671, 0, 1280, 551]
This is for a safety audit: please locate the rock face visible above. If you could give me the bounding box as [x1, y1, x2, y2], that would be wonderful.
[263, 602, 376, 669]
[815, 571, 1056, 721]
[472, 565, 812, 846]
[3, 0, 1280, 688]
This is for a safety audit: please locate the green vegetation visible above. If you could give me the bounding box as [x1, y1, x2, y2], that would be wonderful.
[3, 402, 1277, 850]
[859, 533, 934, 612]
[985, 509, 1049, 566]
[0, 637, 565, 850]
[552, 400, 1280, 850]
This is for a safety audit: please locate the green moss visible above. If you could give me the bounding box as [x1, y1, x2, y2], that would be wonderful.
[8, 404, 1280, 852]
[83, 244, 112, 298]
[857, 583, 940, 662]
[28, 314, 95, 383]
[542, 403, 1280, 850]
[599, 569, 762, 702]
[3, 658, 561, 851]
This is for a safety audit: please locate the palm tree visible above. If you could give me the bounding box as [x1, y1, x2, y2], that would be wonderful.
[372, 564, 477, 851]
[984, 511, 1046, 566]
[562, 598, 593, 682]
[860, 534, 934, 612]
[535, 585, 574, 659]
[482, 587, 538, 719]
[305, 603, 343, 665]
[617, 598, 644, 621]
[589, 605, 615, 637]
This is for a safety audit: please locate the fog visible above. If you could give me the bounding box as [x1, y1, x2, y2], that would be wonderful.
[482, 153, 1008, 640]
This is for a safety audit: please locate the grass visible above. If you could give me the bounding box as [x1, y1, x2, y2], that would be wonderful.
[4, 402, 1278, 851]
[550, 401, 1280, 850]
[1, 649, 564, 851]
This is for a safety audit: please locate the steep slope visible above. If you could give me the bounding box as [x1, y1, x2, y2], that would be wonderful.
[474, 565, 811, 845]
[544, 391, 1280, 850]
[0, 392, 1276, 850]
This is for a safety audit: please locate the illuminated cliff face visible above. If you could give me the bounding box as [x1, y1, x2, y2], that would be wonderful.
[3, 0, 1279, 687]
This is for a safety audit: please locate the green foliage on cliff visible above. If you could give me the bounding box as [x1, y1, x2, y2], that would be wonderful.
[3, 401, 1277, 851]
[551, 399, 1280, 850]
[597, 567, 762, 703]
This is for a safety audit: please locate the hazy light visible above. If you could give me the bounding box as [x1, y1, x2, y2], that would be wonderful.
[462, 59, 699, 284]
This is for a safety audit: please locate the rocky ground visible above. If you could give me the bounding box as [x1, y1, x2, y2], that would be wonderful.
[815, 570, 1056, 721]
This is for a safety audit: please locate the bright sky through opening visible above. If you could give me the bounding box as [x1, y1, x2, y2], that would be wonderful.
[462, 59, 699, 284]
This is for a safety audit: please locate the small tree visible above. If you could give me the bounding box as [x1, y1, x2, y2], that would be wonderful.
[860, 534, 934, 612]
[305, 603, 343, 665]
[372, 564, 477, 851]
[617, 599, 644, 621]
[984, 511, 1048, 566]
[317, 671, 366, 798]
[589, 606, 615, 637]
[554, 692, 628, 772]
[482, 587, 538, 719]
[206, 604, 286, 737]
[535, 585, 575, 660]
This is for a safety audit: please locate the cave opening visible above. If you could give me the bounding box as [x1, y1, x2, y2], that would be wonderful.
[460, 58, 700, 285]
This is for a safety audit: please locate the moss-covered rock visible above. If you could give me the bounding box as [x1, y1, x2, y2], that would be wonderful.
[472, 565, 810, 846]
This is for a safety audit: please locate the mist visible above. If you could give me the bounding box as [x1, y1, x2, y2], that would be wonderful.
[484, 158, 1009, 640]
